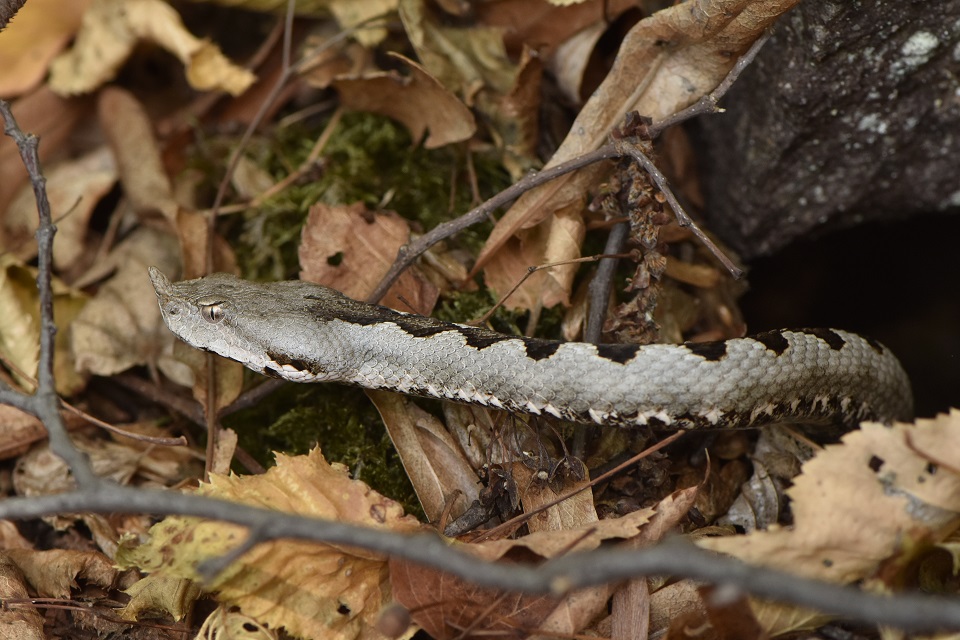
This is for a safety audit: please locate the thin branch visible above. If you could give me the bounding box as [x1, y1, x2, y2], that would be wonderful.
[584, 220, 630, 344]
[366, 145, 622, 303]
[649, 29, 773, 134]
[0, 100, 98, 488]
[0, 488, 954, 631]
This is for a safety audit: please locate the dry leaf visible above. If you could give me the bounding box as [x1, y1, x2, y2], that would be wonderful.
[475, 0, 800, 311]
[509, 461, 598, 534]
[71, 228, 180, 377]
[49, 0, 255, 96]
[299, 201, 438, 312]
[333, 53, 476, 149]
[120, 449, 423, 640]
[197, 606, 279, 640]
[98, 87, 178, 221]
[391, 504, 656, 639]
[0, 552, 44, 639]
[5, 548, 118, 598]
[700, 410, 960, 634]
[120, 572, 202, 623]
[366, 390, 479, 523]
[0, 257, 87, 394]
[0, 0, 91, 97]
[4, 146, 117, 268]
[0, 87, 88, 216]
[327, 0, 397, 46]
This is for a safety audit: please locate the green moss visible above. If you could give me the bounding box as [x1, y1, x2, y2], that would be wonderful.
[226, 112, 509, 280]
[222, 382, 421, 517]
[435, 288, 565, 340]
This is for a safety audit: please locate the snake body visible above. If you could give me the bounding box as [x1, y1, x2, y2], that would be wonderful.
[148, 268, 913, 430]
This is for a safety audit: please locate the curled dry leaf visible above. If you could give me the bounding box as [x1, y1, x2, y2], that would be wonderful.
[119, 449, 422, 640]
[48, 0, 255, 96]
[4, 146, 117, 269]
[98, 87, 178, 222]
[699, 410, 960, 634]
[299, 201, 438, 312]
[120, 572, 202, 623]
[366, 390, 480, 524]
[475, 0, 800, 311]
[4, 548, 118, 599]
[333, 53, 476, 149]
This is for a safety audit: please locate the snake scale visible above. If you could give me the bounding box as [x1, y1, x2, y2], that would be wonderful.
[149, 268, 913, 430]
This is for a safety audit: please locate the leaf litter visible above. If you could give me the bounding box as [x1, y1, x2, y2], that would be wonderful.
[0, 0, 955, 638]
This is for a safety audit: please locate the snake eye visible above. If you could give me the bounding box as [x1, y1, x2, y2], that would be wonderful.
[200, 303, 224, 324]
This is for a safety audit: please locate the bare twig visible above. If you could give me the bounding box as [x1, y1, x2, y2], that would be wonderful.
[584, 220, 631, 344]
[0, 353, 187, 447]
[0, 100, 98, 488]
[366, 145, 622, 303]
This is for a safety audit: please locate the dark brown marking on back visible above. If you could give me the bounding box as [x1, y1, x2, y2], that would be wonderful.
[521, 338, 561, 361]
[460, 327, 514, 350]
[863, 335, 886, 354]
[753, 331, 790, 355]
[804, 328, 846, 351]
[684, 340, 728, 362]
[596, 343, 641, 364]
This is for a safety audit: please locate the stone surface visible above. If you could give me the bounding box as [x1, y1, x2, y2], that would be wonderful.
[697, 0, 960, 258]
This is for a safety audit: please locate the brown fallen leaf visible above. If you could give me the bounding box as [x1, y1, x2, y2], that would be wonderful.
[299, 201, 438, 313]
[334, 53, 476, 149]
[70, 228, 180, 378]
[4, 146, 117, 270]
[5, 548, 118, 599]
[366, 390, 480, 524]
[0, 87, 89, 217]
[49, 0, 255, 96]
[0, 552, 44, 640]
[475, 0, 800, 311]
[508, 460, 598, 534]
[119, 448, 423, 640]
[700, 410, 960, 634]
[391, 500, 660, 639]
[120, 572, 202, 623]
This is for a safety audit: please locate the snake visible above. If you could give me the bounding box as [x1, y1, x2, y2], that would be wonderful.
[148, 268, 913, 430]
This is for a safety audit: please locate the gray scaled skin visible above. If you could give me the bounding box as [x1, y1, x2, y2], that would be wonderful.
[148, 267, 913, 431]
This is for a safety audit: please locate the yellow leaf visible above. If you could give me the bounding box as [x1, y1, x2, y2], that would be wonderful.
[123, 449, 422, 639]
[0, 257, 87, 394]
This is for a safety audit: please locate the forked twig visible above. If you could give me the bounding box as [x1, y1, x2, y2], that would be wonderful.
[368, 29, 773, 303]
